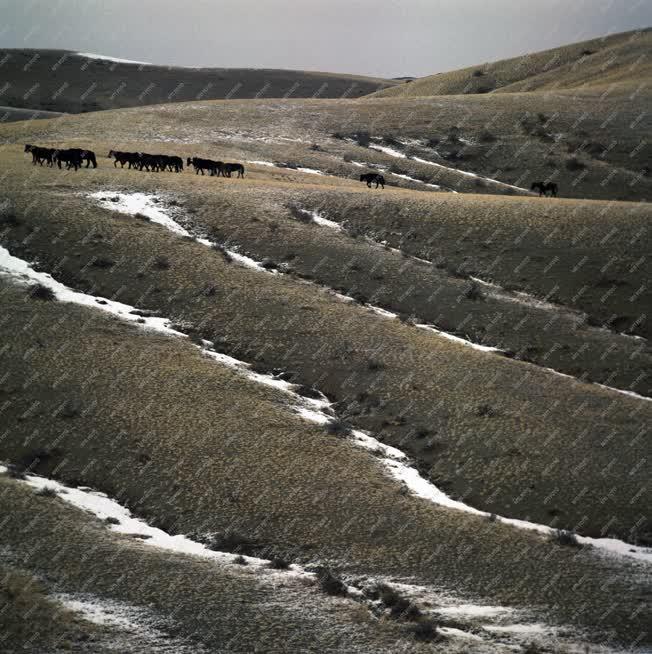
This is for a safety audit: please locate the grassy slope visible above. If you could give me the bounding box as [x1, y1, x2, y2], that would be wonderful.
[0, 284, 649, 647]
[4, 90, 649, 203]
[0, 105, 65, 123]
[0, 154, 649, 546]
[369, 28, 652, 98]
[0, 477, 428, 653]
[0, 49, 398, 113]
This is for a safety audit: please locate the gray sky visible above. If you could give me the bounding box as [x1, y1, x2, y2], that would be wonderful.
[1, 0, 651, 78]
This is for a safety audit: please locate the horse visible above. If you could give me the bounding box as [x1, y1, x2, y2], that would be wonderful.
[138, 153, 161, 172]
[65, 148, 97, 168]
[531, 181, 558, 197]
[187, 157, 222, 176]
[168, 155, 184, 173]
[360, 173, 385, 189]
[222, 163, 245, 178]
[53, 148, 83, 171]
[24, 144, 55, 166]
[108, 150, 140, 169]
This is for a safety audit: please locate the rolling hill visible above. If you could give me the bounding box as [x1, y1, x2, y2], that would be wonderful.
[369, 28, 652, 97]
[0, 49, 399, 114]
[1, 30, 651, 653]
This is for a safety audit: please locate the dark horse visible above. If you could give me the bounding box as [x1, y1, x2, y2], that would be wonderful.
[63, 148, 97, 168]
[222, 163, 245, 178]
[187, 157, 223, 176]
[24, 144, 55, 166]
[108, 150, 140, 169]
[53, 148, 84, 171]
[531, 181, 558, 197]
[360, 173, 385, 189]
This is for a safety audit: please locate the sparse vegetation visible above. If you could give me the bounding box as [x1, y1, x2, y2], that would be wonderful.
[28, 283, 56, 301]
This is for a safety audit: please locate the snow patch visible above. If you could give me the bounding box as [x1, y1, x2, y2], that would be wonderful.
[76, 52, 152, 66]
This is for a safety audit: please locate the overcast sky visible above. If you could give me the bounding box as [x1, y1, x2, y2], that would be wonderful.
[1, 0, 651, 78]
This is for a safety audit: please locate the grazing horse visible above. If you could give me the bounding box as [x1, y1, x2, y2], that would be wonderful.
[360, 173, 385, 189]
[531, 181, 558, 197]
[222, 163, 245, 178]
[24, 144, 55, 166]
[168, 155, 184, 173]
[53, 148, 83, 171]
[187, 157, 222, 176]
[108, 150, 140, 169]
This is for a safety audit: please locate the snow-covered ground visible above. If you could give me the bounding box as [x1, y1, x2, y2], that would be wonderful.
[76, 52, 152, 66]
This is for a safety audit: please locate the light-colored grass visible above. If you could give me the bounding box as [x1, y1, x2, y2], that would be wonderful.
[0, 284, 649, 648]
[369, 28, 652, 97]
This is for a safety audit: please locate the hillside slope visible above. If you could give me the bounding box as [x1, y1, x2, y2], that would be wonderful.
[370, 28, 651, 98]
[0, 49, 398, 113]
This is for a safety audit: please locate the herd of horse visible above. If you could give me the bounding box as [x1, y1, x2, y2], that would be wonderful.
[24, 144, 559, 196]
[24, 144, 246, 178]
[24, 144, 97, 170]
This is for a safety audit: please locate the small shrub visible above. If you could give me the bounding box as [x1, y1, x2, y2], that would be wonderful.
[153, 255, 170, 270]
[411, 619, 440, 642]
[105, 516, 120, 525]
[294, 385, 323, 400]
[479, 130, 497, 143]
[565, 157, 586, 171]
[464, 281, 483, 300]
[326, 419, 352, 437]
[5, 465, 26, 480]
[581, 49, 595, 56]
[390, 597, 422, 621]
[354, 132, 371, 147]
[472, 69, 484, 77]
[212, 243, 233, 263]
[488, 513, 498, 522]
[367, 359, 385, 371]
[36, 486, 57, 498]
[268, 557, 291, 570]
[316, 567, 348, 596]
[289, 206, 313, 223]
[134, 212, 150, 221]
[553, 529, 582, 547]
[233, 554, 248, 565]
[260, 258, 277, 270]
[28, 284, 56, 301]
[91, 257, 115, 269]
[476, 403, 495, 417]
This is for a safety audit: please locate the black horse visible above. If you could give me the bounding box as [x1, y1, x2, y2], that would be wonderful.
[53, 148, 84, 170]
[222, 163, 245, 178]
[24, 144, 55, 166]
[66, 148, 97, 168]
[360, 173, 385, 189]
[109, 150, 140, 169]
[531, 181, 558, 197]
[187, 157, 223, 176]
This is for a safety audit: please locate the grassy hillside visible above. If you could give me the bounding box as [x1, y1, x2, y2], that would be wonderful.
[370, 28, 652, 98]
[0, 49, 398, 113]
[1, 93, 650, 652]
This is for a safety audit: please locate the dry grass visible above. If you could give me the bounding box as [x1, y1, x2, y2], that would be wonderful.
[369, 28, 652, 97]
[0, 285, 649, 646]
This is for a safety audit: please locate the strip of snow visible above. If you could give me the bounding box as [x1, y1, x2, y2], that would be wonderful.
[0, 245, 651, 563]
[55, 593, 208, 653]
[76, 52, 152, 66]
[297, 167, 324, 175]
[368, 143, 407, 159]
[88, 192, 268, 273]
[436, 604, 514, 618]
[299, 209, 343, 231]
[6, 465, 320, 580]
[370, 143, 528, 192]
[247, 160, 276, 167]
[390, 172, 441, 189]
